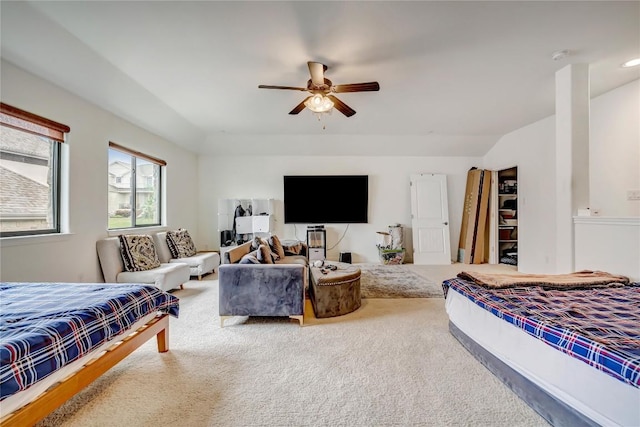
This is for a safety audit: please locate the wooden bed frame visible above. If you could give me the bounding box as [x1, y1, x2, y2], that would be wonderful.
[0, 314, 170, 427]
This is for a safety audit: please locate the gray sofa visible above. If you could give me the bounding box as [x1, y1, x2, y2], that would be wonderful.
[218, 239, 308, 326]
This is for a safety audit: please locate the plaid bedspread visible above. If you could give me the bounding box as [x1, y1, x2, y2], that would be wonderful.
[0, 282, 179, 400]
[443, 278, 640, 388]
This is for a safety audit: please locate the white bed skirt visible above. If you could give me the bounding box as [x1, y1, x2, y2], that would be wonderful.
[445, 288, 640, 427]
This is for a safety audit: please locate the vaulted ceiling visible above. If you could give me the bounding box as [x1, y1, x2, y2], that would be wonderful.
[1, 1, 639, 156]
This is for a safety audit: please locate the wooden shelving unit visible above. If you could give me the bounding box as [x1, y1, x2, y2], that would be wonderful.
[497, 167, 518, 265]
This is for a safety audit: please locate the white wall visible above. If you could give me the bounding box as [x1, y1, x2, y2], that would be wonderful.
[590, 79, 640, 217]
[574, 217, 640, 281]
[483, 116, 557, 273]
[0, 61, 199, 282]
[198, 154, 483, 263]
[483, 78, 640, 274]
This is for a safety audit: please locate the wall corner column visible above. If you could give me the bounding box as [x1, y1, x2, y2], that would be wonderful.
[555, 63, 590, 273]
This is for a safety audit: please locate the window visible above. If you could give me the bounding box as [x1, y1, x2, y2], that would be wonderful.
[0, 103, 69, 237]
[108, 142, 164, 229]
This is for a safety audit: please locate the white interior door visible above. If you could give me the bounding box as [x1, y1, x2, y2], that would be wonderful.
[410, 174, 452, 264]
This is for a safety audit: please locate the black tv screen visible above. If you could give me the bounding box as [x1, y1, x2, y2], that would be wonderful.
[284, 175, 368, 224]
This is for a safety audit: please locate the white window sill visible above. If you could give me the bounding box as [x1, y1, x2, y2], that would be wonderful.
[0, 233, 75, 247]
[107, 226, 167, 237]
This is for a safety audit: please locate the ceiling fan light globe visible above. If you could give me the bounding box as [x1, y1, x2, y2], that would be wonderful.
[304, 94, 333, 113]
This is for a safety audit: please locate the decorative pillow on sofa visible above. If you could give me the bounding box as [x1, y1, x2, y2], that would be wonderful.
[251, 236, 279, 261]
[282, 241, 303, 256]
[119, 234, 161, 272]
[166, 229, 197, 258]
[268, 235, 286, 260]
[256, 244, 275, 264]
[239, 250, 260, 264]
[250, 236, 268, 250]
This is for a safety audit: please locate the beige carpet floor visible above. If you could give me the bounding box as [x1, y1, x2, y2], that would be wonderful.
[37, 263, 546, 427]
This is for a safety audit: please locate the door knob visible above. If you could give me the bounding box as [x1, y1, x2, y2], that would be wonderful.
[443, 222, 448, 225]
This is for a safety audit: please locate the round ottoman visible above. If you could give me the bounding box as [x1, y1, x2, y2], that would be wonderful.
[309, 262, 361, 318]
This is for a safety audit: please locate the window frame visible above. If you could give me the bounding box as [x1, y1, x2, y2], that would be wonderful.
[108, 141, 164, 230]
[0, 103, 68, 238]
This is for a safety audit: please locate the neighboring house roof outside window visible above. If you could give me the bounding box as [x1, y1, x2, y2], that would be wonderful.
[0, 127, 50, 219]
[108, 161, 156, 189]
[0, 166, 48, 217]
[109, 161, 130, 176]
[108, 161, 131, 189]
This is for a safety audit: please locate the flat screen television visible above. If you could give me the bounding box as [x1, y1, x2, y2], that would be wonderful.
[284, 175, 368, 224]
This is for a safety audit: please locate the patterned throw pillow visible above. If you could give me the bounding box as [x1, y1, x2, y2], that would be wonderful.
[256, 244, 274, 264]
[166, 229, 197, 258]
[250, 236, 269, 251]
[268, 235, 285, 260]
[283, 242, 303, 256]
[119, 234, 161, 272]
[239, 250, 260, 264]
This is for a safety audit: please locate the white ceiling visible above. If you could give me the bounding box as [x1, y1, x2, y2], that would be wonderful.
[1, 1, 639, 156]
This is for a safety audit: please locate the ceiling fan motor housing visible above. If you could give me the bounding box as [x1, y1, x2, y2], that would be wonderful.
[258, 61, 380, 117]
[307, 78, 332, 93]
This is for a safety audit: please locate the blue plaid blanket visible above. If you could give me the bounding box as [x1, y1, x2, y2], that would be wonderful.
[443, 277, 640, 388]
[0, 282, 179, 400]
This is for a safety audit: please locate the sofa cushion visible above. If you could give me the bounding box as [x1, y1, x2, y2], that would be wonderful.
[268, 235, 286, 260]
[119, 234, 161, 272]
[275, 255, 308, 266]
[166, 229, 197, 258]
[152, 232, 173, 263]
[256, 244, 275, 264]
[117, 262, 190, 291]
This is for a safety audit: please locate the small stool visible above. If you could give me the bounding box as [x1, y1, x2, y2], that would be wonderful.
[309, 262, 361, 318]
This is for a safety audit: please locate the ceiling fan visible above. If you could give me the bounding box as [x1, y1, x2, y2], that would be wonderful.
[258, 61, 380, 117]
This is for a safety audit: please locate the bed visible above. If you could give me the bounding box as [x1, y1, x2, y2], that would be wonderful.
[0, 282, 179, 426]
[442, 271, 640, 427]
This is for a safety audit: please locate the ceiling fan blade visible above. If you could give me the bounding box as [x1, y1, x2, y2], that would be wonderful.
[327, 95, 356, 117]
[332, 82, 380, 93]
[289, 96, 311, 115]
[307, 62, 326, 87]
[258, 85, 307, 91]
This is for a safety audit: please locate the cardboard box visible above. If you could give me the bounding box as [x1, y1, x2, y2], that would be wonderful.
[458, 168, 492, 263]
[458, 169, 482, 262]
[472, 170, 492, 264]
